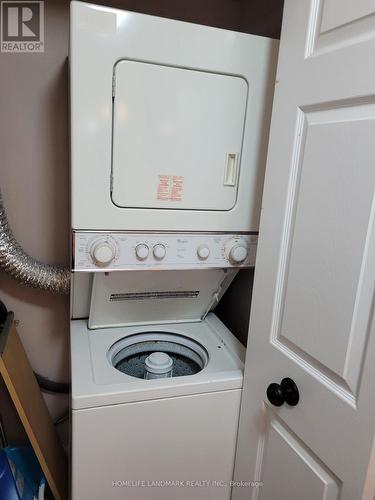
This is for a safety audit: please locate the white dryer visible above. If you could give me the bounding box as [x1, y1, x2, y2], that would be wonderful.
[70, 1, 278, 233]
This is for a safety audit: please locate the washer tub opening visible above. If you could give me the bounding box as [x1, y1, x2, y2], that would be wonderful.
[107, 332, 209, 379]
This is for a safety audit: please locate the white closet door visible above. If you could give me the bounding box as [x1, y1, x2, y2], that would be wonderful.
[233, 1, 375, 499]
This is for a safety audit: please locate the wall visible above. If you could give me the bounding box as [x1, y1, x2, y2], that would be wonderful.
[0, 0, 283, 419]
[0, 1, 70, 420]
[215, 269, 255, 346]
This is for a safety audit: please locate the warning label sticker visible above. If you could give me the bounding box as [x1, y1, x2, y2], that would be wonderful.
[157, 175, 184, 201]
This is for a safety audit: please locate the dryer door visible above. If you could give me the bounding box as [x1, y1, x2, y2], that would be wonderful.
[111, 60, 248, 211]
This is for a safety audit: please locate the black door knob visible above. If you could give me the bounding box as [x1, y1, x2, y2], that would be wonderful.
[266, 378, 299, 407]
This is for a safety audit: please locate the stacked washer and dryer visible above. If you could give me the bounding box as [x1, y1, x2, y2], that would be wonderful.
[69, 2, 278, 499]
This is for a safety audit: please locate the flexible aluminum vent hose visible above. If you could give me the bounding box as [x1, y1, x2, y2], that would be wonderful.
[0, 190, 70, 294]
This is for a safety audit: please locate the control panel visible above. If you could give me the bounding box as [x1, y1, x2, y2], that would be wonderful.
[73, 232, 258, 271]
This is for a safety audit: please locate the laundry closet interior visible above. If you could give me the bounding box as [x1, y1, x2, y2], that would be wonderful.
[3, 1, 375, 499]
[66, 1, 283, 499]
[1, 1, 284, 499]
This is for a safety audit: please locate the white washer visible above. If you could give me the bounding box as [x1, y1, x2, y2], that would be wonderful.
[71, 313, 244, 500]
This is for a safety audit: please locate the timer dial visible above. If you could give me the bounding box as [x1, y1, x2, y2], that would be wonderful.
[90, 240, 116, 267]
[225, 239, 248, 264]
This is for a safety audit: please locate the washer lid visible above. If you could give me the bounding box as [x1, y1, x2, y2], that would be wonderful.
[111, 60, 248, 211]
[88, 269, 235, 329]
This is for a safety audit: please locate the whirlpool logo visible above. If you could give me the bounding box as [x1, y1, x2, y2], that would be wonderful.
[1, 1, 44, 52]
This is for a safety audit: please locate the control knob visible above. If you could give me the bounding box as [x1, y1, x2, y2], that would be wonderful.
[197, 244, 210, 260]
[135, 243, 149, 261]
[90, 240, 116, 267]
[225, 239, 248, 264]
[153, 244, 166, 260]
